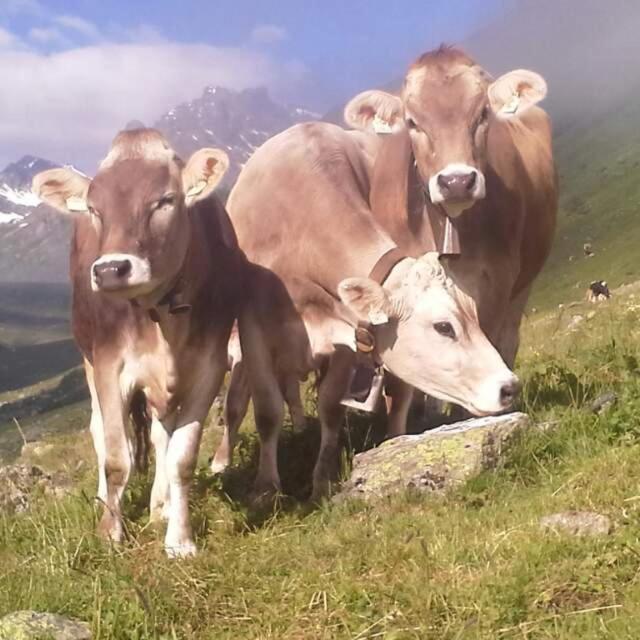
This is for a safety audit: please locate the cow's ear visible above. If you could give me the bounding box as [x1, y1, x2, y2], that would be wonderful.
[488, 70, 547, 119]
[338, 278, 392, 325]
[32, 168, 91, 215]
[344, 90, 404, 134]
[182, 148, 229, 205]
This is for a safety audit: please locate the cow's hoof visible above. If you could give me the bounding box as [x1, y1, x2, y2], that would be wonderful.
[96, 513, 124, 543]
[165, 539, 197, 559]
[249, 482, 280, 509]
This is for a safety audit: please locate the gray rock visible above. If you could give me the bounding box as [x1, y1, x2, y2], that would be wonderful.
[590, 392, 617, 415]
[337, 412, 530, 502]
[0, 464, 71, 514]
[0, 611, 90, 639]
[540, 511, 612, 537]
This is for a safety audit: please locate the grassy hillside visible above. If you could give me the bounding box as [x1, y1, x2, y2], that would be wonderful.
[529, 100, 640, 309]
[3, 290, 640, 638]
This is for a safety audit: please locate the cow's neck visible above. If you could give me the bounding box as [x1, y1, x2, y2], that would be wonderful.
[369, 131, 461, 258]
[143, 204, 235, 347]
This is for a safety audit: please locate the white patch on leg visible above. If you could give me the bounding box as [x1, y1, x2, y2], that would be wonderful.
[164, 420, 202, 558]
[149, 417, 170, 522]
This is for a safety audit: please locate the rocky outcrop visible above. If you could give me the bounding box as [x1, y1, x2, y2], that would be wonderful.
[540, 511, 613, 537]
[0, 611, 90, 640]
[0, 464, 71, 514]
[337, 412, 530, 502]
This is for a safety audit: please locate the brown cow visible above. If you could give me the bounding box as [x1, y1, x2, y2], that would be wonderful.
[33, 129, 244, 557]
[210, 118, 519, 499]
[343, 46, 557, 431]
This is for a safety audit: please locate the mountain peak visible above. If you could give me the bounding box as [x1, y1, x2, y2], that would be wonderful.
[1, 155, 58, 191]
[154, 83, 319, 184]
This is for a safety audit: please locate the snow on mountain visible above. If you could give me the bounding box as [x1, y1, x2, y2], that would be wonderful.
[0, 184, 41, 208]
[0, 155, 70, 282]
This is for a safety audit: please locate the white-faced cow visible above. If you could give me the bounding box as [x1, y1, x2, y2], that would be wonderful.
[33, 129, 244, 557]
[210, 116, 519, 499]
[342, 46, 557, 431]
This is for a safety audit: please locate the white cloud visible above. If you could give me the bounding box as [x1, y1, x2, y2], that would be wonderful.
[250, 24, 287, 45]
[28, 26, 70, 47]
[53, 15, 101, 41]
[0, 37, 308, 170]
[0, 26, 21, 48]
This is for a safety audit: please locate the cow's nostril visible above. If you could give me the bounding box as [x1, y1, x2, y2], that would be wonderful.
[500, 380, 521, 407]
[465, 171, 477, 191]
[437, 173, 451, 191]
[116, 260, 132, 278]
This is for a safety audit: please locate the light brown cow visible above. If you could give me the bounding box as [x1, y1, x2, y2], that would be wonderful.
[343, 46, 557, 431]
[33, 129, 244, 557]
[211, 119, 519, 499]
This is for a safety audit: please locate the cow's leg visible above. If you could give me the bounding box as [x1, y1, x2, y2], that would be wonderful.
[164, 356, 227, 558]
[149, 417, 170, 522]
[210, 360, 250, 474]
[84, 359, 107, 503]
[383, 372, 414, 437]
[312, 345, 355, 501]
[283, 376, 306, 432]
[251, 369, 285, 498]
[495, 286, 531, 369]
[93, 362, 133, 544]
[238, 310, 285, 498]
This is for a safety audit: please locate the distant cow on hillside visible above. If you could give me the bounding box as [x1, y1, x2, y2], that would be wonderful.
[587, 280, 611, 302]
[33, 129, 245, 557]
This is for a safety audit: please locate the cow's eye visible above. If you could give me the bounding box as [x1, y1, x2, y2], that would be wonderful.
[87, 205, 100, 219]
[406, 117, 418, 131]
[153, 194, 176, 210]
[433, 321, 456, 339]
[473, 106, 490, 132]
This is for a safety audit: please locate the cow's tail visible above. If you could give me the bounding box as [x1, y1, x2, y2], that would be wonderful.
[130, 390, 151, 474]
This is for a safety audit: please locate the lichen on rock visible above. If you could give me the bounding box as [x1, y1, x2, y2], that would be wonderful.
[0, 611, 91, 640]
[337, 412, 530, 502]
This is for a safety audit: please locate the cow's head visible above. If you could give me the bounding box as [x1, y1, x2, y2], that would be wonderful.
[338, 252, 519, 415]
[344, 46, 547, 217]
[33, 129, 228, 303]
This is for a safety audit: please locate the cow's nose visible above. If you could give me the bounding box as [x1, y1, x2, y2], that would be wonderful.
[93, 259, 132, 289]
[499, 379, 521, 408]
[437, 171, 477, 200]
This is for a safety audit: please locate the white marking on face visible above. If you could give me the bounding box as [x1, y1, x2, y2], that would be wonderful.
[90, 252, 152, 292]
[428, 162, 487, 217]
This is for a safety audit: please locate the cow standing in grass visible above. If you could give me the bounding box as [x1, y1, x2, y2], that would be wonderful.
[33, 129, 244, 557]
[343, 46, 557, 431]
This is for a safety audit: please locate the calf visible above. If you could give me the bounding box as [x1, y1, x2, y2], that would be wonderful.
[33, 129, 243, 557]
[229, 252, 519, 500]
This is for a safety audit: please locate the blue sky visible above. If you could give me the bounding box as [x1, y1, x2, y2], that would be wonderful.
[0, 0, 513, 168]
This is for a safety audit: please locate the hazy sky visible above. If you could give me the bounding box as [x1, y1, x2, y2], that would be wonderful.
[0, 0, 512, 171]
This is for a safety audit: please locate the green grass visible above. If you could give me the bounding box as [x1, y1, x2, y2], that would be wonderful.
[3, 293, 640, 638]
[530, 102, 640, 310]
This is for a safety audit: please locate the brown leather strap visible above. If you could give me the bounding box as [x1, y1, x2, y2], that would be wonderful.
[368, 247, 406, 284]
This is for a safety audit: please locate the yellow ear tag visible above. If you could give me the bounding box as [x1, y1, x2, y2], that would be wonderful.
[502, 94, 521, 115]
[368, 309, 389, 325]
[65, 196, 88, 212]
[186, 180, 207, 198]
[372, 114, 393, 134]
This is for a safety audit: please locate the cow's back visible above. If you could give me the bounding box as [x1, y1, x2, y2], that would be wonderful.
[227, 122, 390, 293]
